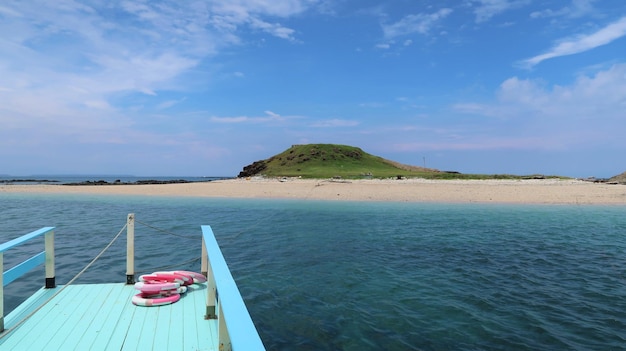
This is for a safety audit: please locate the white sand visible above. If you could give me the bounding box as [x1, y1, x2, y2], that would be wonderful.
[2, 178, 625, 204]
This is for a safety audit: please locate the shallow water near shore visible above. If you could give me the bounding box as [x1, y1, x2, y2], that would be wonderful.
[1, 193, 625, 350]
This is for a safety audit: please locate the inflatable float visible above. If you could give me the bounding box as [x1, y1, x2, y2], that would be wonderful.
[132, 270, 205, 307]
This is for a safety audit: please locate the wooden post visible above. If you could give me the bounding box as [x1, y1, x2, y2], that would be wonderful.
[218, 302, 231, 351]
[44, 230, 55, 288]
[201, 236, 208, 277]
[0, 252, 4, 332]
[126, 213, 135, 284]
[202, 236, 217, 319]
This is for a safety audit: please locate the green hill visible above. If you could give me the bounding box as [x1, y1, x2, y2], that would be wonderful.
[237, 144, 570, 180]
[237, 144, 440, 179]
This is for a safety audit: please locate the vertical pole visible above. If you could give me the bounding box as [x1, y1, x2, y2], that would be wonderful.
[126, 213, 135, 284]
[218, 302, 231, 351]
[201, 236, 208, 277]
[44, 230, 56, 288]
[0, 252, 4, 332]
[202, 237, 217, 319]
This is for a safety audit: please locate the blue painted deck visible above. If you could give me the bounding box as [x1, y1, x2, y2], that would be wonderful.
[0, 282, 217, 350]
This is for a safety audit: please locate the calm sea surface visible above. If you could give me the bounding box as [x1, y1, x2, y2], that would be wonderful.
[1, 193, 625, 350]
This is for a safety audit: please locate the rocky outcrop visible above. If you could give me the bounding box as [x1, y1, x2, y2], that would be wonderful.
[608, 171, 626, 184]
[238, 160, 267, 178]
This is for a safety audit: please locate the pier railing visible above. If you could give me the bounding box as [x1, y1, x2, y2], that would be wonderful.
[1, 216, 264, 349]
[0, 227, 55, 332]
[201, 225, 265, 351]
[125, 214, 264, 351]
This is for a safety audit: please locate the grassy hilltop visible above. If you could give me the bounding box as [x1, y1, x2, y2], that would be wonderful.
[237, 144, 559, 180]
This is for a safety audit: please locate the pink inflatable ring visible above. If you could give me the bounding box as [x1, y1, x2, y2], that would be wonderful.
[132, 292, 180, 307]
[174, 270, 207, 283]
[134, 281, 179, 295]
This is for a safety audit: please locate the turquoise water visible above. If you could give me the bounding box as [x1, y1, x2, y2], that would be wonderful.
[1, 194, 625, 350]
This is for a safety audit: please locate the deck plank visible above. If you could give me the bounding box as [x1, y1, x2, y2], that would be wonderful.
[4, 284, 92, 350]
[181, 284, 217, 350]
[54, 284, 117, 350]
[36, 284, 102, 350]
[73, 284, 135, 350]
[185, 284, 217, 350]
[0, 282, 217, 351]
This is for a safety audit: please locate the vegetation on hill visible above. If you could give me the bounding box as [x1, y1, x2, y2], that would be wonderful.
[238, 144, 437, 179]
[237, 144, 565, 180]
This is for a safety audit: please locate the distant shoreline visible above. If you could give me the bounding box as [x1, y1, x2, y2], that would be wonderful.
[0, 176, 230, 185]
[1, 178, 625, 204]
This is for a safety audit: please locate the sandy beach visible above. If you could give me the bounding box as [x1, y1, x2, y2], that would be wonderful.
[1, 178, 625, 204]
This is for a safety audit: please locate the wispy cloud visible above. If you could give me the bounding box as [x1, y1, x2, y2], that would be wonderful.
[452, 63, 626, 148]
[521, 16, 626, 67]
[208, 0, 311, 42]
[381, 8, 453, 39]
[249, 17, 297, 41]
[530, 0, 595, 19]
[0, 1, 316, 130]
[470, 0, 530, 23]
[157, 98, 187, 110]
[210, 110, 292, 123]
[310, 119, 359, 127]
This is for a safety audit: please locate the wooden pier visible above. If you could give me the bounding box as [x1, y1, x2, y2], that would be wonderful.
[0, 215, 265, 350]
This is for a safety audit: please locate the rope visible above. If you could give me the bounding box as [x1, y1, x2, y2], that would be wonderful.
[134, 219, 197, 239]
[136, 256, 201, 276]
[2, 187, 323, 337]
[0, 223, 128, 339]
[131, 220, 202, 274]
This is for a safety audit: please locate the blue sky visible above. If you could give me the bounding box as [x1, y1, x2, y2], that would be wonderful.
[1, 0, 625, 177]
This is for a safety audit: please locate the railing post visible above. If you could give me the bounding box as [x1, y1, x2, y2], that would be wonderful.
[218, 302, 231, 351]
[202, 236, 217, 319]
[44, 230, 55, 288]
[126, 213, 135, 284]
[1, 252, 4, 332]
[201, 236, 208, 277]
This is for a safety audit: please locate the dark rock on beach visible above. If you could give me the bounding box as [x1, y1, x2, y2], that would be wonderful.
[0, 179, 59, 184]
[63, 179, 193, 186]
[608, 171, 626, 184]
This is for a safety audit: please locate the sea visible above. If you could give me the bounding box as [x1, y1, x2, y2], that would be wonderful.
[1, 182, 625, 350]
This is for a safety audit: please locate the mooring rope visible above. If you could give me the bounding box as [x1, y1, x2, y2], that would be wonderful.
[0, 223, 128, 339]
[124, 219, 204, 277]
[135, 219, 197, 239]
[135, 256, 201, 277]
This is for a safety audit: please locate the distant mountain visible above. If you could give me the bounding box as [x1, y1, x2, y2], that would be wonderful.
[238, 144, 438, 179]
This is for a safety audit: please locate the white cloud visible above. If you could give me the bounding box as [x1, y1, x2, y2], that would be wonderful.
[500, 63, 626, 111]
[0, 1, 317, 132]
[208, 0, 312, 41]
[210, 110, 292, 123]
[310, 119, 359, 127]
[453, 63, 626, 148]
[0, 5, 21, 17]
[210, 0, 312, 18]
[249, 18, 296, 41]
[156, 98, 187, 110]
[382, 8, 453, 39]
[521, 16, 626, 67]
[530, 0, 595, 19]
[470, 0, 529, 23]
